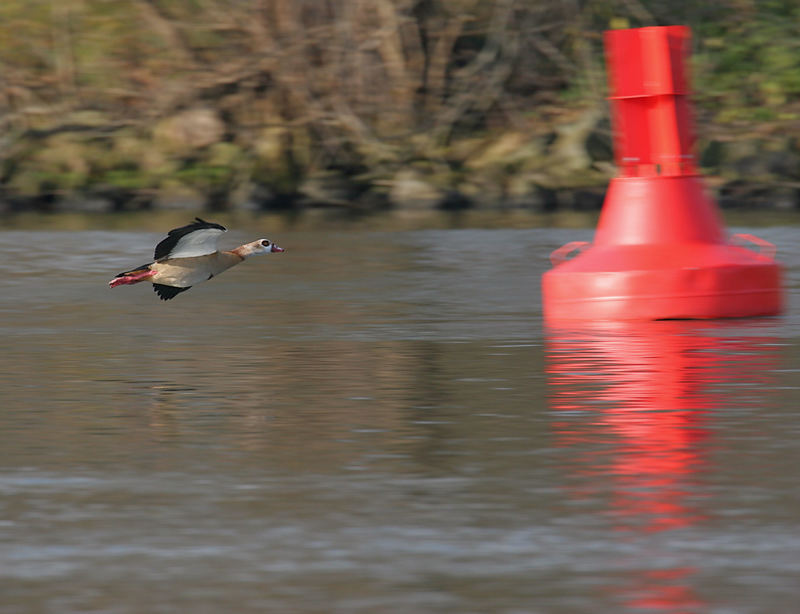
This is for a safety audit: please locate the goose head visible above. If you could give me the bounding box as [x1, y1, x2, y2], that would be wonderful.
[247, 238, 285, 255]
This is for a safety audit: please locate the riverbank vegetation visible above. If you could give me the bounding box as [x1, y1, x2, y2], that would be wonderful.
[1, 0, 798, 215]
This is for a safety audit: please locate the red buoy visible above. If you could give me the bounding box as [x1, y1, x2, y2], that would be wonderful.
[542, 26, 783, 322]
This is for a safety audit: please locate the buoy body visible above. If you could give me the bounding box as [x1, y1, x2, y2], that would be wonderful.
[544, 175, 782, 320]
[542, 26, 783, 322]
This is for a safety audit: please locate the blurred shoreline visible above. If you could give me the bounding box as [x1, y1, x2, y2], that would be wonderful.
[1, 2, 798, 221]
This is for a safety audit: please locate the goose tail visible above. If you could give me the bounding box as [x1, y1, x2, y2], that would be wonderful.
[109, 264, 156, 288]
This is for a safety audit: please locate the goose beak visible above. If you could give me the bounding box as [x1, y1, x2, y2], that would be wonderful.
[271, 244, 285, 253]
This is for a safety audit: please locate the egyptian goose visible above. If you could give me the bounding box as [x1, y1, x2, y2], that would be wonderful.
[109, 218, 284, 300]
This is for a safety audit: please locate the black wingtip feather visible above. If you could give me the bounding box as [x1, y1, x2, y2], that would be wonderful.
[153, 284, 192, 301]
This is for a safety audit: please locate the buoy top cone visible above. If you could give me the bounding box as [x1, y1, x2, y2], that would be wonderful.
[542, 26, 783, 322]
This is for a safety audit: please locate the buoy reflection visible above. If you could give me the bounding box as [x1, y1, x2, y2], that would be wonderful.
[546, 319, 778, 611]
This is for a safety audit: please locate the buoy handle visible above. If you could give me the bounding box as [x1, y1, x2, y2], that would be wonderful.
[730, 233, 777, 260]
[550, 241, 590, 267]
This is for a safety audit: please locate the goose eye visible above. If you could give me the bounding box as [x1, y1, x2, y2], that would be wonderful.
[261, 240, 271, 247]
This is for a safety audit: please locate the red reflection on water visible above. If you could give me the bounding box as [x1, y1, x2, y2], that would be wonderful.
[546, 319, 778, 612]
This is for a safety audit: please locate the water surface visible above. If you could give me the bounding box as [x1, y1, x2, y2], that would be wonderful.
[1, 225, 799, 613]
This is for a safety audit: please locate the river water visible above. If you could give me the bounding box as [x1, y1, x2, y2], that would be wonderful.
[1, 223, 798, 613]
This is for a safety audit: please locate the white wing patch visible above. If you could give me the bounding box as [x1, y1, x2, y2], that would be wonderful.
[165, 228, 225, 259]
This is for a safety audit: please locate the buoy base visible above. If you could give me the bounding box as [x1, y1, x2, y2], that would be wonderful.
[542, 242, 782, 322]
[542, 176, 784, 322]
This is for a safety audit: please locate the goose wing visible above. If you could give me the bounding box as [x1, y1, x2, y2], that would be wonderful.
[154, 217, 227, 260]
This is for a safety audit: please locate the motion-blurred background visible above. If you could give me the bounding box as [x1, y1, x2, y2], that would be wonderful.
[1, 0, 798, 217]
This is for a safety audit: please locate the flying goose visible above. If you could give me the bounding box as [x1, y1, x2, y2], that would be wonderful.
[109, 218, 284, 300]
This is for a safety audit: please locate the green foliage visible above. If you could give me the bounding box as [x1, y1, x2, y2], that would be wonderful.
[99, 169, 150, 191]
[174, 165, 233, 189]
[690, 2, 800, 121]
